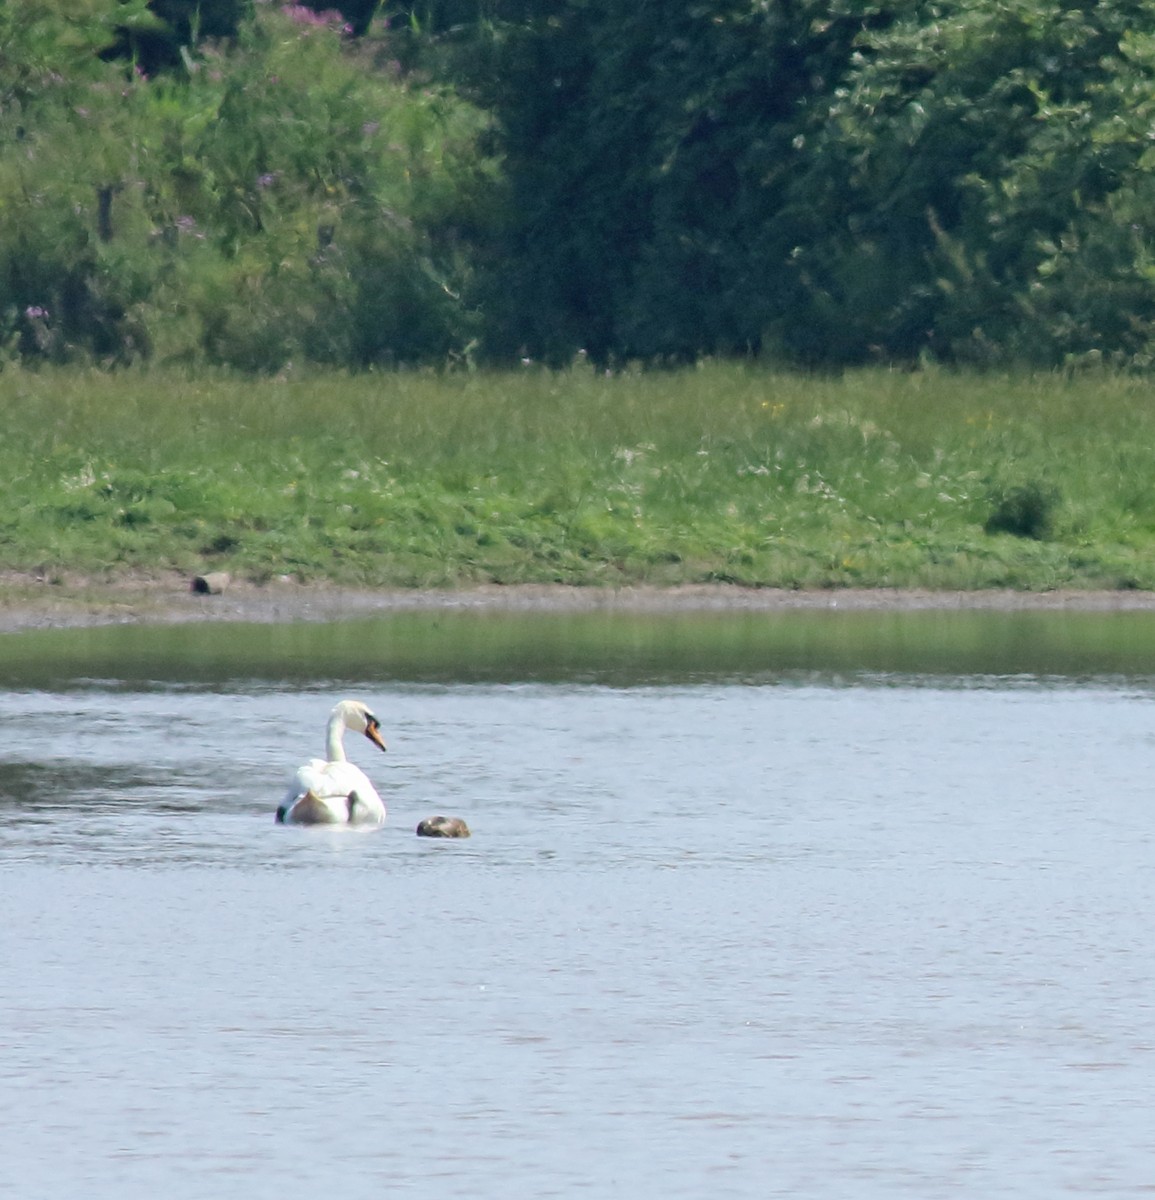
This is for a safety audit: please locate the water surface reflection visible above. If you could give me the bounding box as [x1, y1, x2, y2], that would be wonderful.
[6, 605, 1155, 687]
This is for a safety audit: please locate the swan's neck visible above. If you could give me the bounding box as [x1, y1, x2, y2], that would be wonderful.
[325, 712, 348, 763]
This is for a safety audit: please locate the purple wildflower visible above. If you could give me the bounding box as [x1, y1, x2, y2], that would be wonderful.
[281, 5, 345, 27]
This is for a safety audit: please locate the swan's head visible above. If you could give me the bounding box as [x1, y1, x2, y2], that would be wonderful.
[333, 699, 387, 752]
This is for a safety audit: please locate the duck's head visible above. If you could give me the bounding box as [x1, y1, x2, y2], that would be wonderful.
[333, 699, 387, 752]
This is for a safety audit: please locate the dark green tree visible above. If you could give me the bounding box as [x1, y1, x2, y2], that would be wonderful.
[467, 0, 887, 364]
[790, 0, 1155, 366]
[104, 0, 252, 74]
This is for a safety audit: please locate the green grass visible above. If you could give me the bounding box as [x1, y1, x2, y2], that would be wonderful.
[3, 362, 1155, 590]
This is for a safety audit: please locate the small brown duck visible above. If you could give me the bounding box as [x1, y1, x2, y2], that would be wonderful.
[416, 815, 471, 838]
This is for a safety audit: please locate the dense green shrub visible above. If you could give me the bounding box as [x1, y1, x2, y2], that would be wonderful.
[984, 483, 1060, 540]
[0, 2, 493, 370]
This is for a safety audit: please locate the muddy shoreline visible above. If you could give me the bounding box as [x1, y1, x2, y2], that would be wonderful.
[4, 571, 1155, 634]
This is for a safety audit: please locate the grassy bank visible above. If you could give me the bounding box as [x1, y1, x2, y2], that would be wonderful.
[3, 363, 1155, 591]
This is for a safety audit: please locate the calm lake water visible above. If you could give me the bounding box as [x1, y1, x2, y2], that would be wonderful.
[2, 608, 1155, 1198]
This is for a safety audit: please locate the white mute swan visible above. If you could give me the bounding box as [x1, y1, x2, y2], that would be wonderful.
[275, 699, 387, 826]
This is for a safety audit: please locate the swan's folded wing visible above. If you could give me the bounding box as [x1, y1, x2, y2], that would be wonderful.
[285, 759, 347, 801]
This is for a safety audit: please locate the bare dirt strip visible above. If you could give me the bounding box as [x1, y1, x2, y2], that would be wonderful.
[4, 571, 1155, 633]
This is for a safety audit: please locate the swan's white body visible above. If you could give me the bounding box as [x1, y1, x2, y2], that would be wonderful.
[276, 700, 387, 826]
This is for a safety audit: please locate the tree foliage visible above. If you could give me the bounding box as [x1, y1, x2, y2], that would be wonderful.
[465, 0, 881, 363]
[7, 0, 1155, 370]
[472, 0, 1155, 368]
[791, 0, 1155, 367]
